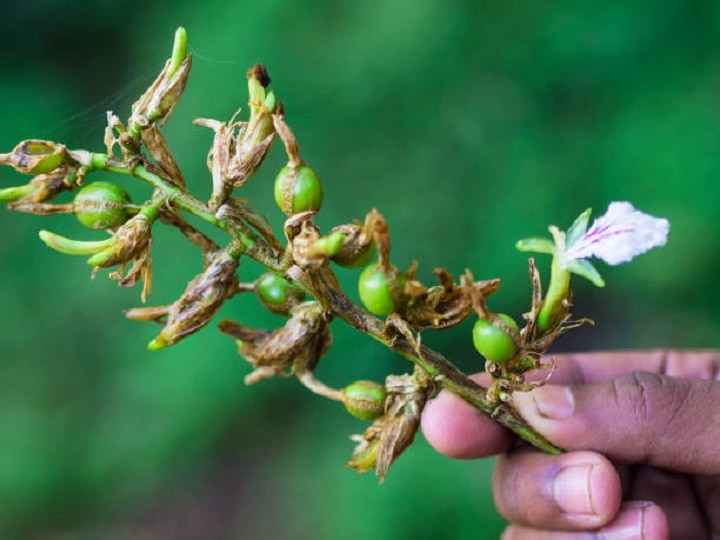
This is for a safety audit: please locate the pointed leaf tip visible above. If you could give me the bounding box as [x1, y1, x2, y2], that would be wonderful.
[566, 259, 605, 287]
[565, 208, 592, 247]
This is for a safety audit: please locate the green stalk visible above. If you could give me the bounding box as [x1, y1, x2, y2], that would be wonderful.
[536, 256, 570, 334]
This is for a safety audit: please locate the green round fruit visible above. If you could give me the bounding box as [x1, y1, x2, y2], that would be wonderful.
[256, 272, 305, 315]
[74, 181, 132, 229]
[342, 380, 387, 420]
[358, 265, 404, 316]
[472, 314, 519, 363]
[274, 164, 323, 216]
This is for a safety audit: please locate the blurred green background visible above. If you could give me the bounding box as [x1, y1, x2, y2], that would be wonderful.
[1, 1, 720, 538]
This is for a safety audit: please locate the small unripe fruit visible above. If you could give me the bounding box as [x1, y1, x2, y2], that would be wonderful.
[74, 181, 132, 229]
[256, 272, 306, 315]
[274, 164, 323, 216]
[358, 265, 405, 316]
[342, 380, 387, 420]
[472, 314, 519, 363]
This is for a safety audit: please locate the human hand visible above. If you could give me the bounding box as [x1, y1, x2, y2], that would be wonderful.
[421, 350, 720, 539]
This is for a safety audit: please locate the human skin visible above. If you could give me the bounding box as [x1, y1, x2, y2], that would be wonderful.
[421, 350, 720, 539]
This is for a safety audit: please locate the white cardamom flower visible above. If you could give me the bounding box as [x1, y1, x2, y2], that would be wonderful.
[562, 202, 670, 266]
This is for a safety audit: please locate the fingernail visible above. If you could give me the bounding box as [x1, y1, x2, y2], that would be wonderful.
[552, 464, 595, 515]
[515, 385, 575, 420]
[601, 502, 650, 539]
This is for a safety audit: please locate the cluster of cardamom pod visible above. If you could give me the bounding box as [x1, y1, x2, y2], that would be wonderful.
[1, 27, 627, 481]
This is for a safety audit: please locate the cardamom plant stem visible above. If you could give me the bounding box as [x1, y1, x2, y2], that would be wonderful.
[80, 151, 561, 455]
[302, 267, 563, 455]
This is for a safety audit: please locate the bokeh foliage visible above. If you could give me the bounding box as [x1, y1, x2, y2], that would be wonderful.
[1, 1, 719, 538]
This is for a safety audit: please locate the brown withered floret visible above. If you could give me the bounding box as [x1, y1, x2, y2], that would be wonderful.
[219, 301, 332, 384]
[147, 249, 240, 349]
[194, 66, 276, 210]
[346, 369, 434, 482]
[130, 50, 192, 129]
[402, 268, 500, 330]
[89, 212, 155, 301]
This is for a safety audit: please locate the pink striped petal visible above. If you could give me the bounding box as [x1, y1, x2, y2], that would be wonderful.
[562, 202, 669, 266]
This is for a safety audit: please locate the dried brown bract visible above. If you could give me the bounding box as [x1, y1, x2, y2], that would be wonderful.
[327, 221, 375, 267]
[146, 248, 240, 349]
[130, 50, 192, 129]
[91, 212, 155, 301]
[404, 267, 501, 329]
[218, 301, 332, 384]
[0, 140, 68, 175]
[347, 369, 434, 482]
[195, 65, 276, 210]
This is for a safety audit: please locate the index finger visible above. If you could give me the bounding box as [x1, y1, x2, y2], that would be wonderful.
[545, 349, 720, 386]
[421, 349, 720, 459]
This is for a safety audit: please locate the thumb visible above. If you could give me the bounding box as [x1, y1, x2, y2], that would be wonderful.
[513, 372, 720, 474]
